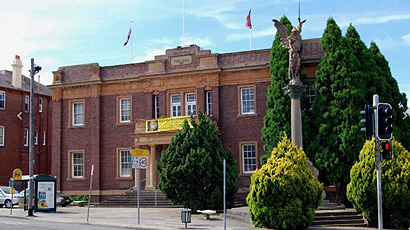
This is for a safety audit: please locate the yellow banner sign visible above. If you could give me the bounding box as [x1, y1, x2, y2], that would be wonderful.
[146, 116, 190, 133]
[132, 149, 148, 157]
[13, 168, 22, 180]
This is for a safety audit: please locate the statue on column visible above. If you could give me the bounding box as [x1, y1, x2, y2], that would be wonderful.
[272, 18, 306, 85]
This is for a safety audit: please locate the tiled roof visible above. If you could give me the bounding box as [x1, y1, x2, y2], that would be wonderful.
[0, 70, 52, 96]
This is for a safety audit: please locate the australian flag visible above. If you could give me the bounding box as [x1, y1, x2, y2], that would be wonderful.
[123, 27, 132, 46]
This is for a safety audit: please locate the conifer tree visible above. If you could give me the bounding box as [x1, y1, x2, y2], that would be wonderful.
[307, 18, 366, 205]
[369, 42, 410, 149]
[156, 111, 238, 212]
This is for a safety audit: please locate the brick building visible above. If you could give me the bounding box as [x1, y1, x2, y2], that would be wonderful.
[50, 41, 323, 202]
[0, 55, 52, 186]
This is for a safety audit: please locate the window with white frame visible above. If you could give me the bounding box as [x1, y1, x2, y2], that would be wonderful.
[240, 87, 255, 115]
[119, 149, 132, 177]
[72, 102, 84, 126]
[0, 91, 5, 110]
[154, 95, 159, 118]
[206, 91, 212, 116]
[170, 94, 181, 117]
[0, 126, 4, 146]
[119, 98, 131, 123]
[34, 130, 38, 145]
[242, 143, 256, 173]
[307, 84, 315, 110]
[24, 95, 29, 112]
[24, 128, 28, 146]
[39, 98, 43, 113]
[71, 152, 84, 178]
[42, 131, 46, 146]
[185, 93, 196, 116]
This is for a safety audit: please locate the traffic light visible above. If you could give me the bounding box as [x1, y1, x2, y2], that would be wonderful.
[360, 104, 374, 140]
[377, 103, 393, 140]
[381, 141, 392, 160]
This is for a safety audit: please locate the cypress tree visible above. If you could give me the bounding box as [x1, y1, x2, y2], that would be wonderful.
[156, 110, 238, 212]
[308, 18, 365, 205]
[369, 42, 410, 149]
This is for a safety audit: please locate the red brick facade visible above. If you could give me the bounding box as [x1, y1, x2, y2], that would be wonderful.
[0, 70, 52, 186]
[50, 42, 323, 202]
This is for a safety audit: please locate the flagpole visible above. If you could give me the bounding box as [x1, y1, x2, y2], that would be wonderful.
[130, 21, 133, 63]
[182, 0, 185, 46]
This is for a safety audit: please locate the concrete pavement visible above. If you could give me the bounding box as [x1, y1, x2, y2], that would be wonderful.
[0, 205, 258, 229]
[0, 205, 378, 230]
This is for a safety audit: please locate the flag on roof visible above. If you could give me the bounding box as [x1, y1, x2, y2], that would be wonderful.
[123, 27, 132, 46]
[246, 9, 252, 29]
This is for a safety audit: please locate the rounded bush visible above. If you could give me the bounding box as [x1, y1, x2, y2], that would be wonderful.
[246, 135, 323, 230]
[347, 138, 410, 229]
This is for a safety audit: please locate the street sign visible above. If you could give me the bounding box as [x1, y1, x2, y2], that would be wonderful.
[13, 168, 22, 180]
[132, 149, 148, 157]
[132, 156, 148, 169]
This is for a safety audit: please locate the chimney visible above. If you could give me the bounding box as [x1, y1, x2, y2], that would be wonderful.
[11, 55, 23, 88]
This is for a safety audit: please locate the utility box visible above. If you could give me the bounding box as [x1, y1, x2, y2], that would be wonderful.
[181, 208, 191, 228]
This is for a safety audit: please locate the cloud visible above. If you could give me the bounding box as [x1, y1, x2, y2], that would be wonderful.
[228, 28, 275, 40]
[403, 34, 410, 46]
[133, 48, 172, 63]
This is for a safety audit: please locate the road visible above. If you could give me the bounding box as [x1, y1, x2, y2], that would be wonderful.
[0, 216, 125, 230]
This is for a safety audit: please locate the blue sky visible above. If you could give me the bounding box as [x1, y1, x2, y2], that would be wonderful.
[1, 0, 409, 110]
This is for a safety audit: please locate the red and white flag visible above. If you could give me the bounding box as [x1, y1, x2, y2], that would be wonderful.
[246, 9, 252, 29]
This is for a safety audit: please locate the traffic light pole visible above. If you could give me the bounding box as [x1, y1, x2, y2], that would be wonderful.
[373, 94, 383, 230]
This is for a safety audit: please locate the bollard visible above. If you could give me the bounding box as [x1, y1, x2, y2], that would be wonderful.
[181, 208, 191, 228]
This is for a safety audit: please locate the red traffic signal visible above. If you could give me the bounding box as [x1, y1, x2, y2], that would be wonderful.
[381, 141, 392, 160]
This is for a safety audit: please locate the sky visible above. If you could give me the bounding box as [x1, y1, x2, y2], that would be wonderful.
[1, 0, 409, 110]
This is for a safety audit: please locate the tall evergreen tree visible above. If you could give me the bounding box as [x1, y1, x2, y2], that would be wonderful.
[307, 18, 366, 205]
[261, 16, 293, 156]
[369, 42, 410, 149]
[261, 15, 311, 162]
[156, 110, 238, 212]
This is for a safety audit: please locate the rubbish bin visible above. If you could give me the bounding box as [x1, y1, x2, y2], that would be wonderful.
[181, 208, 191, 228]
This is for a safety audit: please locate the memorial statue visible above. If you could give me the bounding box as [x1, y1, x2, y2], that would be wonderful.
[273, 18, 306, 85]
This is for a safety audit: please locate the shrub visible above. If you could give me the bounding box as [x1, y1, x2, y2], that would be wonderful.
[246, 134, 323, 230]
[347, 138, 410, 229]
[72, 194, 88, 202]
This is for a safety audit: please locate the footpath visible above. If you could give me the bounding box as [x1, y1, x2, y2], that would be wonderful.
[0, 205, 376, 230]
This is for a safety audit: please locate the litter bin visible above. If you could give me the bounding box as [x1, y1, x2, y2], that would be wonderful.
[181, 208, 191, 228]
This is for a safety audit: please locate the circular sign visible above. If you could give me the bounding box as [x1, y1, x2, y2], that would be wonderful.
[13, 168, 22, 180]
[139, 157, 148, 168]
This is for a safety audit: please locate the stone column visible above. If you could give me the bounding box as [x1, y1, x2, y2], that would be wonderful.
[284, 84, 319, 178]
[145, 145, 157, 189]
[284, 84, 307, 148]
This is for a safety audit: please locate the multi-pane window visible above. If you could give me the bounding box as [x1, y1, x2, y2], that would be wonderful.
[72, 152, 84, 178]
[185, 93, 196, 116]
[24, 128, 28, 146]
[119, 98, 131, 123]
[0, 91, 5, 110]
[72, 102, 84, 126]
[120, 150, 131, 177]
[39, 98, 43, 113]
[307, 84, 315, 110]
[240, 87, 255, 115]
[242, 144, 256, 173]
[25, 95, 29, 112]
[206, 91, 212, 116]
[0, 126, 4, 146]
[171, 94, 181, 117]
[34, 130, 38, 145]
[154, 95, 160, 118]
[42, 131, 46, 146]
